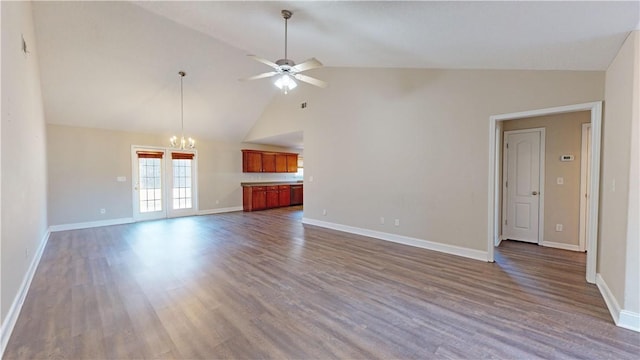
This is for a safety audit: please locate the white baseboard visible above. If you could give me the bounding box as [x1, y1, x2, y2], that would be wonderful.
[49, 217, 134, 232]
[302, 217, 488, 262]
[198, 206, 243, 215]
[1, 229, 51, 357]
[540, 241, 581, 252]
[619, 310, 640, 332]
[596, 273, 640, 332]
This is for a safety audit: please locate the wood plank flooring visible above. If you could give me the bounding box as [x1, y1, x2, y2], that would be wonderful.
[4, 206, 639, 359]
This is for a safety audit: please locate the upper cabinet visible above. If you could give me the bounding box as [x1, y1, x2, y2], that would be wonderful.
[243, 151, 263, 172]
[242, 149, 299, 173]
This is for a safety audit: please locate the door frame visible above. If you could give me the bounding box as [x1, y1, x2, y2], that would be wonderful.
[501, 128, 546, 245]
[579, 123, 592, 252]
[131, 145, 199, 221]
[488, 101, 602, 284]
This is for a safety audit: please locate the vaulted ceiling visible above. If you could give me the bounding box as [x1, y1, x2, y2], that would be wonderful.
[31, 1, 639, 146]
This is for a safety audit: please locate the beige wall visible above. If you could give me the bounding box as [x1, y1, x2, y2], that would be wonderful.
[47, 124, 299, 226]
[1, 1, 48, 324]
[252, 68, 604, 252]
[601, 30, 639, 315]
[502, 112, 590, 247]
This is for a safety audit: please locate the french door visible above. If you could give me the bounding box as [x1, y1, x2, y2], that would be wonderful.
[132, 147, 197, 221]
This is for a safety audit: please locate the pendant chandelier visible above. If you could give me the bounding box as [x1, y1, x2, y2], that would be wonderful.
[170, 71, 195, 149]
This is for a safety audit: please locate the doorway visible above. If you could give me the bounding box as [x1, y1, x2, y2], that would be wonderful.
[488, 102, 602, 284]
[131, 146, 198, 221]
[502, 128, 545, 244]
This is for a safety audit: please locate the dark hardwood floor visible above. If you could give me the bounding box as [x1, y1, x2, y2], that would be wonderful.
[4, 207, 639, 359]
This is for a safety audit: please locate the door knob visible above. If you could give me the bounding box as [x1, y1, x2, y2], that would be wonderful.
[532, 191, 538, 195]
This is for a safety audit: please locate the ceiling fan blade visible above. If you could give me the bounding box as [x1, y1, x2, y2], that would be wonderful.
[248, 55, 279, 70]
[294, 73, 328, 88]
[291, 58, 323, 73]
[240, 71, 278, 82]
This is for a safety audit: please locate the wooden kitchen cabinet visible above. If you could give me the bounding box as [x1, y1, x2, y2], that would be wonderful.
[243, 186, 266, 211]
[278, 185, 291, 206]
[275, 154, 288, 172]
[286, 154, 298, 173]
[242, 151, 262, 172]
[262, 153, 276, 173]
[266, 186, 280, 208]
[242, 184, 301, 211]
[242, 150, 298, 173]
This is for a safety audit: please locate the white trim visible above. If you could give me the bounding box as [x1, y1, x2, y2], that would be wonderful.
[302, 218, 489, 262]
[489, 101, 602, 283]
[198, 206, 243, 215]
[1, 230, 51, 357]
[48, 217, 134, 232]
[596, 274, 640, 332]
[579, 123, 591, 252]
[502, 128, 546, 245]
[619, 311, 640, 332]
[540, 241, 580, 252]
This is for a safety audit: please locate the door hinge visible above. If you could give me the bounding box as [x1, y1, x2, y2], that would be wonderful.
[506, 143, 509, 149]
[505, 219, 508, 225]
[505, 180, 508, 188]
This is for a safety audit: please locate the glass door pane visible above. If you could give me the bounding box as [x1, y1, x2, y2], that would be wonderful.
[139, 158, 163, 212]
[172, 159, 192, 210]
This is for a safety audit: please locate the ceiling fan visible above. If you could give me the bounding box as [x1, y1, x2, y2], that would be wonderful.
[240, 9, 327, 94]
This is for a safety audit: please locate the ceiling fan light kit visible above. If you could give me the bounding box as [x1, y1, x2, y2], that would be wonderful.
[241, 9, 327, 94]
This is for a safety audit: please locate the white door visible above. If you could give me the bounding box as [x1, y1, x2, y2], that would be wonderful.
[132, 147, 198, 221]
[167, 151, 197, 218]
[503, 130, 543, 243]
[133, 148, 168, 221]
[579, 123, 591, 251]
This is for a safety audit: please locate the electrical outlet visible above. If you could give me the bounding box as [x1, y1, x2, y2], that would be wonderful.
[394, 219, 400, 226]
[380, 217, 385, 225]
[556, 224, 563, 232]
[25, 248, 29, 259]
[322, 209, 327, 216]
[215, 200, 220, 205]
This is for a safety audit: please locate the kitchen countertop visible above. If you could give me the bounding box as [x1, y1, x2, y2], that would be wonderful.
[241, 181, 303, 187]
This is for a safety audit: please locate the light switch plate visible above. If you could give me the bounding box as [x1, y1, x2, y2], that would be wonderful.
[557, 177, 564, 185]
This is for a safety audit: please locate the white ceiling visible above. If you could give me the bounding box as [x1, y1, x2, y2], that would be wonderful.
[31, 1, 639, 146]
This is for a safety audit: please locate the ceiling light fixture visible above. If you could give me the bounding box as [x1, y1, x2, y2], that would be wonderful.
[274, 74, 297, 94]
[240, 9, 327, 93]
[170, 71, 195, 150]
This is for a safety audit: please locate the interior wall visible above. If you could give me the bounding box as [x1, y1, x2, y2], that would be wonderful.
[1, 1, 48, 324]
[253, 68, 604, 253]
[502, 111, 590, 247]
[625, 31, 639, 315]
[601, 31, 640, 318]
[47, 124, 298, 226]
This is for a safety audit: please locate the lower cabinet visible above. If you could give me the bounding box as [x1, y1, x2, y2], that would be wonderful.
[266, 186, 279, 208]
[242, 184, 302, 211]
[278, 185, 291, 206]
[243, 186, 266, 211]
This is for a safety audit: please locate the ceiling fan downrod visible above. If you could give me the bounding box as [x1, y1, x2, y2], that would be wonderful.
[282, 10, 292, 60]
